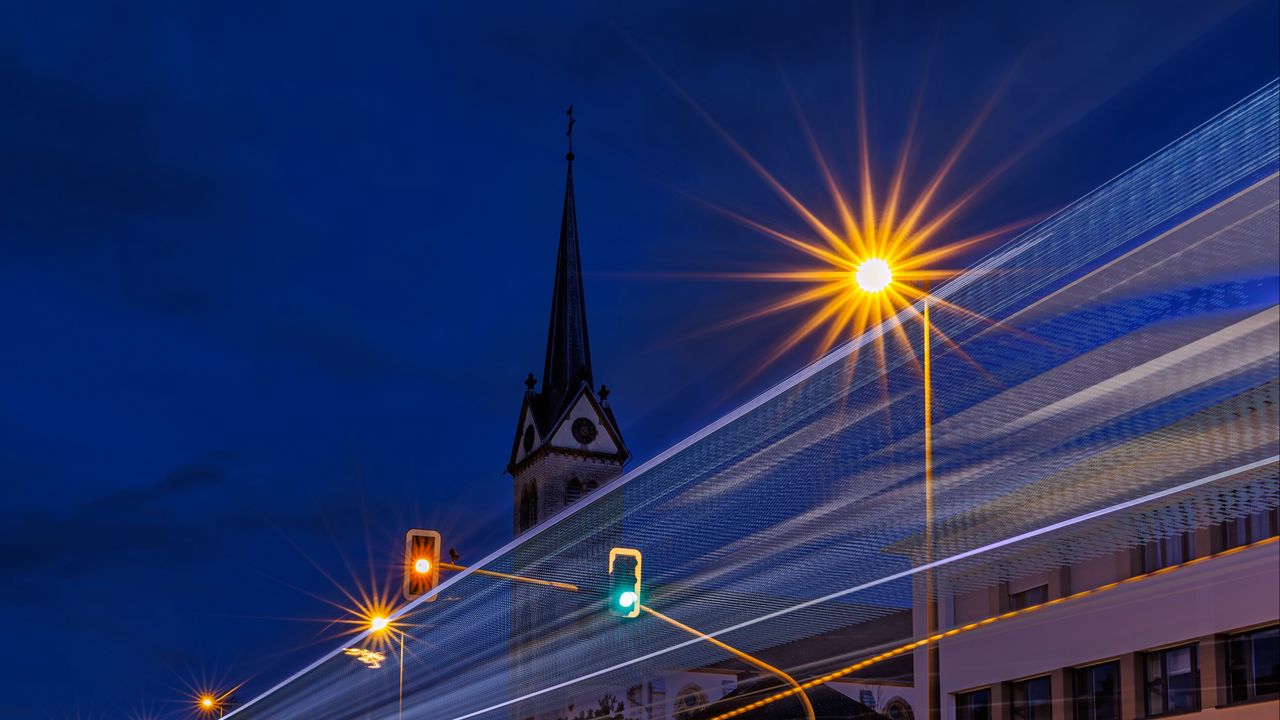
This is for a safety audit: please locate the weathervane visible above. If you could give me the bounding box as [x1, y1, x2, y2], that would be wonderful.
[565, 104, 575, 160]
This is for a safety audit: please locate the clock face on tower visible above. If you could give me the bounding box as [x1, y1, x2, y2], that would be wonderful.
[571, 417, 598, 444]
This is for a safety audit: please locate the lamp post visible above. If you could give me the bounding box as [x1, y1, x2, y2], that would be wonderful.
[853, 258, 938, 720]
[368, 615, 406, 720]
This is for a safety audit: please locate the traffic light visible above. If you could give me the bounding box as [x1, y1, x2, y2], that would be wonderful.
[403, 529, 441, 601]
[607, 547, 642, 618]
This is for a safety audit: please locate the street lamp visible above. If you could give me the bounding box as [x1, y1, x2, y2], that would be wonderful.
[853, 258, 893, 293]
[363, 612, 406, 720]
[195, 693, 223, 718]
[853, 257, 939, 720]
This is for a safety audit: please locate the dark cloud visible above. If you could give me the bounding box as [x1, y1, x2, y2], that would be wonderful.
[0, 464, 223, 578]
[89, 463, 225, 510]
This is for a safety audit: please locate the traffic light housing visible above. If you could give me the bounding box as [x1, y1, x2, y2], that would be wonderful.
[404, 529, 441, 601]
[607, 547, 642, 618]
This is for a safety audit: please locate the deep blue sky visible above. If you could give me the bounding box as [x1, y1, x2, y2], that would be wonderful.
[1, 1, 1277, 716]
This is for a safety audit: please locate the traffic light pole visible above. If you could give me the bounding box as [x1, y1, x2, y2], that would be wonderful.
[640, 604, 815, 720]
[438, 562, 580, 592]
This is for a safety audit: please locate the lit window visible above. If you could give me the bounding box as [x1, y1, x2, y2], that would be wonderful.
[1073, 662, 1121, 720]
[1010, 676, 1051, 720]
[1227, 626, 1279, 703]
[1009, 584, 1049, 611]
[956, 689, 991, 720]
[1145, 645, 1199, 716]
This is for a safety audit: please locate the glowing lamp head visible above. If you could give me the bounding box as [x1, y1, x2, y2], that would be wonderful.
[369, 615, 390, 632]
[854, 258, 892, 293]
[199, 695, 215, 709]
[617, 591, 638, 610]
[413, 558, 431, 574]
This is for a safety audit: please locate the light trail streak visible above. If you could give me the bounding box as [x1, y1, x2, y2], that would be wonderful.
[707, 533, 1280, 720]
[445, 456, 1277, 720]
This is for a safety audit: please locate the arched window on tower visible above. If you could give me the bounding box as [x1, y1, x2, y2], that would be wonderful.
[565, 477, 583, 504]
[519, 482, 538, 532]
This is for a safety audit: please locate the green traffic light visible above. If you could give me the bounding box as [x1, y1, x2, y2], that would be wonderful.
[618, 591, 638, 609]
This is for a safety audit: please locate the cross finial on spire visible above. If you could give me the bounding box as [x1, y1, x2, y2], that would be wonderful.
[565, 104, 575, 161]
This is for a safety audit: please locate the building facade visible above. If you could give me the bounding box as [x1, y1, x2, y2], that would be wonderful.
[915, 513, 1279, 720]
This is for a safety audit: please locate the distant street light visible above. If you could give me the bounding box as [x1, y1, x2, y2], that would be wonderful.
[195, 692, 225, 718]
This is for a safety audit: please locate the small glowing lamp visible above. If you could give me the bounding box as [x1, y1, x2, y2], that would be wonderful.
[200, 695, 215, 709]
[413, 558, 431, 574]
[369, 615, 390, 632]
[854, 258, 892, 293]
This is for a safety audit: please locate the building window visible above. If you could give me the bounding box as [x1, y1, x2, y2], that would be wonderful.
[1073, 662, 1121, 720]
[564, 477, 583, 504]
[518, 483, 538, 532]
[956, 688, 992, 720]
[885, 697, 914, 720]
[1227, 626, 1280, 703]
[1010, 676, 1052, 720]
[649, 678, 667, 720]
[1222, 508, 1280, 549]
[1140, 531, 1195, 572]
[1009, 584, 1049, 611]
[674, 684, 706, 720]
[1145, 645, 1199, 716]
[586, 478, 599, 491]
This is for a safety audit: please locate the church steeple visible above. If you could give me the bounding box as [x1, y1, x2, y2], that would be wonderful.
[507, 109, 628, 535]
[539, 149, 593, 428]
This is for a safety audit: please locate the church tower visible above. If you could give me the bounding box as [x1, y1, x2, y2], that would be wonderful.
[508, 129, 629, 537]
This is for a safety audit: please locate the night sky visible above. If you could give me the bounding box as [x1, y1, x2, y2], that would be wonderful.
[2, 1, 1277, 716]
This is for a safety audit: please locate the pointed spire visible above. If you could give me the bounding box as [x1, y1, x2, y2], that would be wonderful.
[540, 124, 593, 427]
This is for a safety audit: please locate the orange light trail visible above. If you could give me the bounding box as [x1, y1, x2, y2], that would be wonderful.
[707, 535, 1280, 720]
[642, 604, 815, 720]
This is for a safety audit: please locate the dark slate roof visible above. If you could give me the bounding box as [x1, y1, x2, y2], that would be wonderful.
[539, 152, 593, 430]
[690, 677, 888, 720]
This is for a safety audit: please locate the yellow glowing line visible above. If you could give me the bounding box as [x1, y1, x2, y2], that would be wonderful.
[707, 535, 1280, 720]
[439, 562, 579, 592]
[642, 604, 815, 720]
